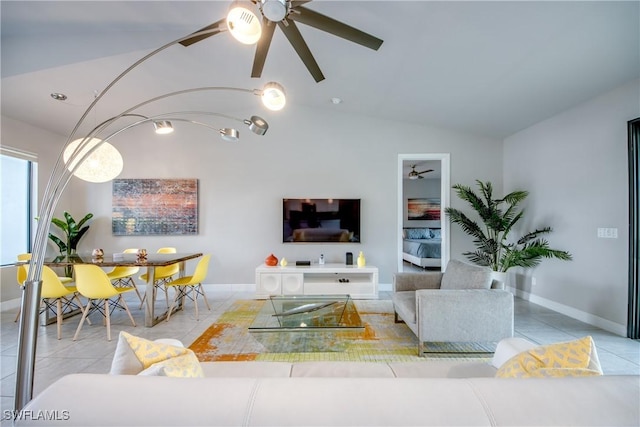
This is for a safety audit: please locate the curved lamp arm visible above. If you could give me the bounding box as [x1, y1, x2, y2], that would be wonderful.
[15, 25, 283, 411]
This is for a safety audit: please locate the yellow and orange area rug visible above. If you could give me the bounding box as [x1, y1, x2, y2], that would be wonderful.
[189, 300, 493, 363]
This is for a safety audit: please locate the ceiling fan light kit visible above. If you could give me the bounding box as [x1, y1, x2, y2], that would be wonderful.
[227, 0, 262, 45]
[260, 0, 288, 22]
[181, 0, 384, 82]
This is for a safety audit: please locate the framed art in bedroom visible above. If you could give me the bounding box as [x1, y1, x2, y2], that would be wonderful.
[407, 198, 441, 220]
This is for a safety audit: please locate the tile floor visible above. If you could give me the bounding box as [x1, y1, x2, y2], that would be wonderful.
[1, 290, 639, 421]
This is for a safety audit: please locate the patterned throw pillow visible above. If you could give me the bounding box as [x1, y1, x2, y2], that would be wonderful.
[138, 352, 204, 378]
[406, 228, 429, 239]
[496, 336, 603, 378]
[109, 331, 203, 377]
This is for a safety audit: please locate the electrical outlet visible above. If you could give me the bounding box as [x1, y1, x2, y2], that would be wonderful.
[597, 228, 618, 239]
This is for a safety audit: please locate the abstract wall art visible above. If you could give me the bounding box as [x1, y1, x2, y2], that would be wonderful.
[407, 198, 441, 221]
[112, 178, 198, 235]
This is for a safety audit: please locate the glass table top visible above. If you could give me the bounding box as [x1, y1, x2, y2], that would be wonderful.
[248, 295, 363, 331]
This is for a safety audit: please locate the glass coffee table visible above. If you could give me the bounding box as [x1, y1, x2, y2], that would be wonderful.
[248, 295, 364, 352]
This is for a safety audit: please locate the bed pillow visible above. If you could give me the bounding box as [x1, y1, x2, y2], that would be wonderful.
[430, 229, 441, 239]
[406, 228, 429, 239]
[496, 336, 602, 378]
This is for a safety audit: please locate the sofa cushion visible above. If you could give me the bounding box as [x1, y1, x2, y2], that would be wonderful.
[441, 259, 492, 290]
[391, 291, 416, 324]
[110, 331, 199, 376]
[291, 362, 396, 377]
[496, 336, 602, 378]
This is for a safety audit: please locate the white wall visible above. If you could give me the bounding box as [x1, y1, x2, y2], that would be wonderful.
[0, 104, 502, 302]
[504, 78, 640, 334]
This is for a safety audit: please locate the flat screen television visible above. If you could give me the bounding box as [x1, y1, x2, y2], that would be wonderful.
[283, 198, 360, 243]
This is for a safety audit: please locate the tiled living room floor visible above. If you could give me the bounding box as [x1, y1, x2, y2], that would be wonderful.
[1, 290, 639, 419]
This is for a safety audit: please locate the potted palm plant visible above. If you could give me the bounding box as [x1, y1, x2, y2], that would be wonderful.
[48, 211, 93, 276]
[445, 180, 571, 280]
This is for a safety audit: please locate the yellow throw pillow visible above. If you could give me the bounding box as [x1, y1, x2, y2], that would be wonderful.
[496, 336, 603, 378]
[138, 352, 204, 378]
[109, 331, 203, 377]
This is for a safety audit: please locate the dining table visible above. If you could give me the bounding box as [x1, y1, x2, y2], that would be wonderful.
[42, 251, 203, 327]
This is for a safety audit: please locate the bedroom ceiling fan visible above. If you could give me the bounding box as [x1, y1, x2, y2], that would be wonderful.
[178, 0, 384, 83]
[408, 165, 434, 180]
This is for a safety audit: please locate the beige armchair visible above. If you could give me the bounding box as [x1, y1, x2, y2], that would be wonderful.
[392, 259, 514, 356]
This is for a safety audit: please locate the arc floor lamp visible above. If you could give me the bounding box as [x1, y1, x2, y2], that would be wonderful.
[15, 21, 287, 411]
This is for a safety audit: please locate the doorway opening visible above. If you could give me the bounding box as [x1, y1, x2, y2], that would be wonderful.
[397, 154, 450, 273]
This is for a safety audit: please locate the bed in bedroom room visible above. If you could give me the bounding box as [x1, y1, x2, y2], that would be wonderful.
[402, 227, 441, 268]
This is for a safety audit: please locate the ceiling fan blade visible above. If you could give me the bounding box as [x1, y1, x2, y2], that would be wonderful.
[179, 19, 226, 47]
[252, 18, 277, 78]
[290, 0, 313, 7]
[418, 169, 434, 175]
[289, 6, 383, 51]
[278, 19, 325, 82]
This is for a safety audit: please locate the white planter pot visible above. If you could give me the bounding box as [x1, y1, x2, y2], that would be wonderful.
[491, 271, 508, 290]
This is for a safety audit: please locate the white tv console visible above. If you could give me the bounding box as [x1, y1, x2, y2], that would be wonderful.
[255, 263, 379, 299]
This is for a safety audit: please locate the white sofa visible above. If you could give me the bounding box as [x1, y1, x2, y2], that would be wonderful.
[16, 339, 640, 426]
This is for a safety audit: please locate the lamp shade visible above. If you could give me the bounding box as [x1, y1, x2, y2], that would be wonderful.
[227, 1, 262, 45]
[261, 82, 286, 111]
[63, 138, 123, 183]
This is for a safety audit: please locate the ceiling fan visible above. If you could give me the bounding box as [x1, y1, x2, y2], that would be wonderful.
[179, 0, 384, 83]
[408, 165, 434, 180]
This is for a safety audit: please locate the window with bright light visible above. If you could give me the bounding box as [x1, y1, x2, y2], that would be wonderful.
[1, 150, 38, 265]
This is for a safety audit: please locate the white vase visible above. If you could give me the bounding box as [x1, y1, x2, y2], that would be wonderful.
[491, 271, 507, 290]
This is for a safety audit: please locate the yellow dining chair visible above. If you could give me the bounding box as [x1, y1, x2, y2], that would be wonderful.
[73, 264, 137, 341]
[165, 254, 211, 321]
[139, 247, 180, 309]
[25, 265, 88, 340]
[106, 248, 142, 303]
[14, 253, 73, 322]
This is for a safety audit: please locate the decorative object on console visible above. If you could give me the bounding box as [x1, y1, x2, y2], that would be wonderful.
[280, 258, 288, 267]
[346, 252, 353, 265]
[112, 179, 198, 236]
[283, 198, 360, 243]
[357, 251, 366, 267]
[136, 249, 148, 261]
[91, 249, 104, 258]
[445, 180, 572, 273]
[295, 260, 311, 266]
[265, 253, 278, 266]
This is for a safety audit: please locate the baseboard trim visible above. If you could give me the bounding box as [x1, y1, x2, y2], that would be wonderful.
[512, 287, 627, 337]
[0, 297, 21, 313]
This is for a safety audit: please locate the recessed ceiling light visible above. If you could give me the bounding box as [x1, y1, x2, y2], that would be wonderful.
[50, 93, 68, 101]
[331, 97, 342, 105]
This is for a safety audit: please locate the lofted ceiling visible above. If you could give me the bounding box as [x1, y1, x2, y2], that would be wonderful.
[1, 1, 639, 140]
